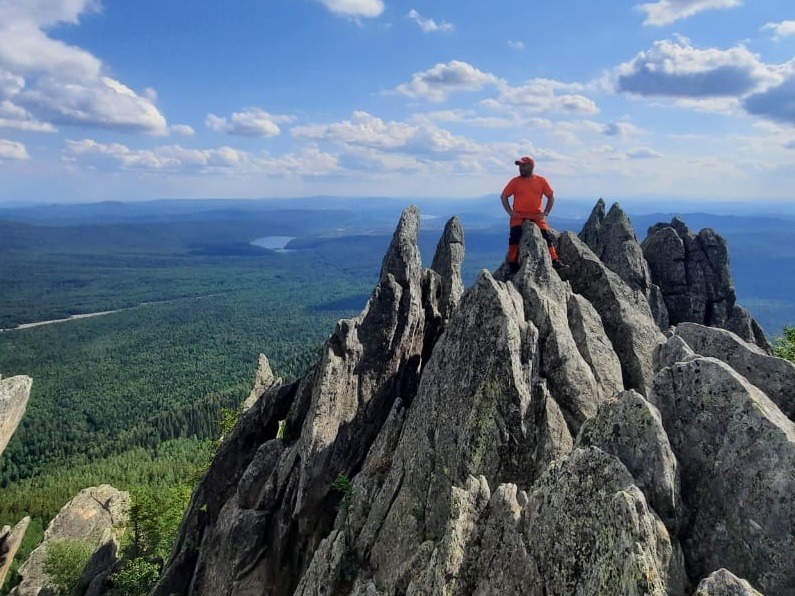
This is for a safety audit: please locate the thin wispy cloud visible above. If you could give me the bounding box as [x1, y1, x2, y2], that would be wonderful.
[63, 137, 342, 176]
[291, 110, 480, 154]
[407, 9, 453, 33]
[636, 0, 741, 26]
[0, 138, 29, 160]
[627, 146, 662, 159]
[508, 40, 525, 50]
[316, 0, 384, 18]
[602, 122, 641, 137]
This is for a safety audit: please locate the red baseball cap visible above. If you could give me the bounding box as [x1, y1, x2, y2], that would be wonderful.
[514, 156, 535, 166]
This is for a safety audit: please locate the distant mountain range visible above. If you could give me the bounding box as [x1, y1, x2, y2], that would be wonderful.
[2, 197, 793, 336]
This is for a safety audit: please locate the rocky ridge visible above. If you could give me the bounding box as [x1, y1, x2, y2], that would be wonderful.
[154, 202, 795, 596]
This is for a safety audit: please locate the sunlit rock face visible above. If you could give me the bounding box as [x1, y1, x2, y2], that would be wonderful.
[155, 201, 782, 596]
[0, 374, 31, 458]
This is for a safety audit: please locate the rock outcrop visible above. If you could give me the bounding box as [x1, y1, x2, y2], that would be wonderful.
[579, 198, 669, 328]
[0, 374, 31, 458]
[641, 217, 769, 351]
[242, 353, 280, 411]
[673, 321, 795, 419]
[0, 517, 30, 591]
[694, 569, 764, 596]
[155, 201, 780, 596]
[12, 485, 129, 596]
[650, 354, 795, 594]
[1, 374, 32, 591]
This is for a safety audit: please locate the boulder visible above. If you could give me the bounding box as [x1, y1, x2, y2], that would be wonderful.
[675, 321, 795, 419]
[650, 357, 795, 594]
[430, 215, 465, 321]
[579, 199, 670, 329]
[579, 198, 652, 294]
[14, 485, 129, 596]
[693, 568, 764, 596]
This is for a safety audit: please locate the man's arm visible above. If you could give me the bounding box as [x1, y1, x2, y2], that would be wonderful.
[543, 193, 555, 216]
[501, 194, 517, 218]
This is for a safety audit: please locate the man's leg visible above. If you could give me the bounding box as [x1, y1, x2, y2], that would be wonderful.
[507, 224, 523, 273]
[540, 229, 560, 262]
[532, 217, 560, 263]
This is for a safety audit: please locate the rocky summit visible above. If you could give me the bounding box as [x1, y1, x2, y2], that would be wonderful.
[153, 201, 795, 596]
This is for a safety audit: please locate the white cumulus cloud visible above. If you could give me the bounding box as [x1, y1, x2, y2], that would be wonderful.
[0, 0, 168, 134]
[743, 71, 795, 126]
[205, 109, 294, 137]
[615, 37, 779, 98]
[635, 0, 741, 26]
[392, 60, 502, 102]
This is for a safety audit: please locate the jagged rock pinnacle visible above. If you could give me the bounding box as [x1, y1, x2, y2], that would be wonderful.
[152, 201, 787, 596]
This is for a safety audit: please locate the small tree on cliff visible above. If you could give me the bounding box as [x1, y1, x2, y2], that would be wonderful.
[773, 326, 795, 362]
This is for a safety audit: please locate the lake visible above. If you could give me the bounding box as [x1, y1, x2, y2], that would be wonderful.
[250, 236, 295, 251]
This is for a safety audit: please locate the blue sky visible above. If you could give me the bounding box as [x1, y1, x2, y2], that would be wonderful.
[0, 0, 794, 204]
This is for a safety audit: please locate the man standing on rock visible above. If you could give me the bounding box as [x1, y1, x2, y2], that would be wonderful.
[500, 156, 560, 274]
